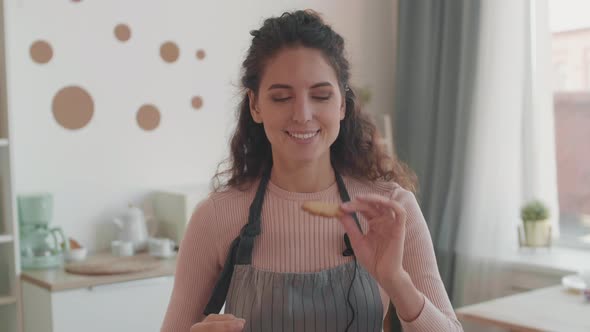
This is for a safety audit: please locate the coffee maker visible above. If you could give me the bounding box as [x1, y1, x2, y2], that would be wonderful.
[18, 193, 69, 269]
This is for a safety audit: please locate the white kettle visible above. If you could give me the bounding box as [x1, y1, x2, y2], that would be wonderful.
[113, 204, 151, 252]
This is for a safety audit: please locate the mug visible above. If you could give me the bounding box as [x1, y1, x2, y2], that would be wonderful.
[111, 240, 134, 257]
[148, 238, 175, 258]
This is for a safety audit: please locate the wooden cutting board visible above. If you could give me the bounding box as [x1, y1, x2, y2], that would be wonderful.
[65, 253, 162, 276]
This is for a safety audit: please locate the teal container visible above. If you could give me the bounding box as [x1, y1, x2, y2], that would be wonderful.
[17, 193, 53, 225]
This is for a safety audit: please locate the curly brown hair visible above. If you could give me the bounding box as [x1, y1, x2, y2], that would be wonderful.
[213, 10, 416, 193]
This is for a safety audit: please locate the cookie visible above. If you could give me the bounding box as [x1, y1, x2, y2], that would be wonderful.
[69, 237, 82, 249]
[302, 201, 343, 218]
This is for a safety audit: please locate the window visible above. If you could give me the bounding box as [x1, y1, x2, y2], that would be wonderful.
[549, 0, 590, 248]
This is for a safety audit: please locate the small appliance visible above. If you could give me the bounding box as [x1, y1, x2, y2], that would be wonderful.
[18, 193, 69, 269]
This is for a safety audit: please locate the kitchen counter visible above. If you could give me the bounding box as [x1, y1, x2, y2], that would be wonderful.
[21, 252, 177, 332]
[457, 285, 590, 331]
[20, 252, 177, 292]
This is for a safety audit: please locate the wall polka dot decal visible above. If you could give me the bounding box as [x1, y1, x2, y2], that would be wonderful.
[52, 86, 94, 130]
[196, 49, 206, 60]
[30, 40, 53, 64]
[160, 42, 179, 63]
[114, 24, 131, 42]
[191, 96, 203, 110]
[137, 104, 161, 131]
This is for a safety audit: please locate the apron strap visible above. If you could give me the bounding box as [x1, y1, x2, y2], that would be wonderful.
[203, 169, 270, 315]
[203, 235, 240, 315]
[235, 169, 270, 264]
[203, 169, 362, 315]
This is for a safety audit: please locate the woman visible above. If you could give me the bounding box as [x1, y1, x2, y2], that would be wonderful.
[161, 10, 462, 332]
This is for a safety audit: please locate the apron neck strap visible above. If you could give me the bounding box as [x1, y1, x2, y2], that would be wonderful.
[235, 168, 271, 264]
[236, 168, 362, 264]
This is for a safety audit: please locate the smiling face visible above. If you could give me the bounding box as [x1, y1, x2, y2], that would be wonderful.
[248, 46, 345, 170]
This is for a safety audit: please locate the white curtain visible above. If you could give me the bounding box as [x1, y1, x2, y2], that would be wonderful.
[452, 0, 558, 329]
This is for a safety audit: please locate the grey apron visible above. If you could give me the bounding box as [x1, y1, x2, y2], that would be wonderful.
[204, 169, 391, 332]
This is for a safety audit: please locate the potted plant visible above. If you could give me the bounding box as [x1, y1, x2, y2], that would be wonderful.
[520, 200, 551, 247]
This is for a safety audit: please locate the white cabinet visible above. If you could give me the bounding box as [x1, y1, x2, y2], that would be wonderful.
[22, 276, 174, 332]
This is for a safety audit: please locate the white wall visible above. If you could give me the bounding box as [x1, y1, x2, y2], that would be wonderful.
[3, 0, 397, 251]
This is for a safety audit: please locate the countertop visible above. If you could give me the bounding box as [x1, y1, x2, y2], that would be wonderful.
[457, 285, 590, 332]
[20, 252, 177, 292]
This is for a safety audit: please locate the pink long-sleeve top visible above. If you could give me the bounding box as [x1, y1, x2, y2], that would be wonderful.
[161, 176, 462, 331]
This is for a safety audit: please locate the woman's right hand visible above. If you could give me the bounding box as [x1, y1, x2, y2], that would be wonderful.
[189, 314, 245, 332]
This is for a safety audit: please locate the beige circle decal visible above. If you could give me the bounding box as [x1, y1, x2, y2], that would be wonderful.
[196, 49, 206, 60]
[30, 40, 53, 64]
[52, 86, 94, 130]
[114, 24, 131, 42]
[137, 104, 160, 131]
[191, 96, 203, 110]
[160, 42, 179, 63]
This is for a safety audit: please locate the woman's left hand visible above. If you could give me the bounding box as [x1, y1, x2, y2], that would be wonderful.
[338, 194, 408, 288]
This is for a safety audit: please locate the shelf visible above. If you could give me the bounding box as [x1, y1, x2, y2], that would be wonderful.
[0, 234, 14, 243]
[0, 138, 7, 147]
[0, 295, 16, 306]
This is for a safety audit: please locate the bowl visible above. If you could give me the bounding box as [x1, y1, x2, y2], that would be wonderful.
[65, 247, 88, 262]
